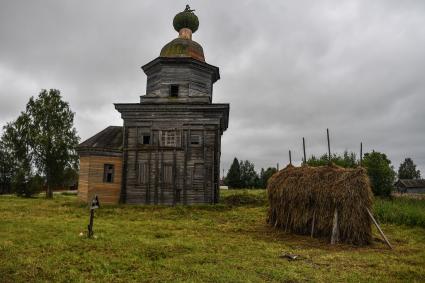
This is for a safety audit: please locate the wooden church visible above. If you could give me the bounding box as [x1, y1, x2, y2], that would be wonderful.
[77, 6, 229, 205]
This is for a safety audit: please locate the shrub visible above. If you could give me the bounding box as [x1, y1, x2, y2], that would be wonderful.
[221, 190, 267, 206]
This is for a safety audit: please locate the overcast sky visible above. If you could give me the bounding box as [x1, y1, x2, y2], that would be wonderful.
[1, 0, 424, 175]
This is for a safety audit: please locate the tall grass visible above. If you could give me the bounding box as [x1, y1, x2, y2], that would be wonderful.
[222, 190, 425, 229]
[373, 197, 425, 228]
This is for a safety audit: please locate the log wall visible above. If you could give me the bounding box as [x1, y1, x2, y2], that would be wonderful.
[78, 155, 122, 204]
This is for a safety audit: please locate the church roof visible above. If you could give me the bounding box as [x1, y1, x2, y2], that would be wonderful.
[77, 126, 123, 152]
[160, 38, 205, 62]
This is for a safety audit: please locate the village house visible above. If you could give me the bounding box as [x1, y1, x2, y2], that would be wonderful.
[395, 179, 425, 194]
[77, 6, 229, 205]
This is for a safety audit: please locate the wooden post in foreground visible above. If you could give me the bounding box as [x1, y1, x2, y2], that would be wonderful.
[87, 195, 100, 238]
[330, 208, 339, 244]
[289, 150, 292, 165]
[303, 137, 306, 165]
[366, 208, 393, 249]
[360, 142, 363, 166]
[88, 209, 94, 238]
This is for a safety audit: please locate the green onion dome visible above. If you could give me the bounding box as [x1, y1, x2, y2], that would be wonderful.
[173, 5, 199, 33]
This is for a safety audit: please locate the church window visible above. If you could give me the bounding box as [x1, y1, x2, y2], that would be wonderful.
[103, 164, 114, 183]
[190, 135, 201, 145]
[142, 135, 151, 145]
[138, 128, 151, 145]
[162, 131, 176, 147]
[170, 84, 179, 97]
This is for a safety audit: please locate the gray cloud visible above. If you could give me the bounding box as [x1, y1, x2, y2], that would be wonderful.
[1, 0, 424, 175]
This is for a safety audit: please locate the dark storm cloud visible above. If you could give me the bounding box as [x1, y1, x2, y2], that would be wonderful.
[1, 0, 424, 174]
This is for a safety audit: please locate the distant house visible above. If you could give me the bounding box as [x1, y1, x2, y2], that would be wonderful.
[395, 179, 425, 194]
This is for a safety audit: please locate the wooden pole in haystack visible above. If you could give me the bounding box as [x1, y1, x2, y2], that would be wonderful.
[330, 208, 339, 244]
[302, 137, 306, 165]
[360, 142, 363, 166]
[327, 129, 331, 164]
[311, 210, 316, 238]
[289, 150, 292, 165]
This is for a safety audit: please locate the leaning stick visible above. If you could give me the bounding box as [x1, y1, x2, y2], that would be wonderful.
[366, 207, 393, 250]
[285, 213, 290, 232]
[311, 210, 316, 238]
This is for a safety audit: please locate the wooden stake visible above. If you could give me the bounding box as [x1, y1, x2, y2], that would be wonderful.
[303, 137, 306, 165]
[366, 208, 393, 249]
[331, 208, 339, 244]
[87, 209, 94, 238]
[311, 210, 316, 238]
[285, 213, 290, 232]
[289, 150, 292, 165]
[360, 142, 363, 166]
[327, 128, 331, 164]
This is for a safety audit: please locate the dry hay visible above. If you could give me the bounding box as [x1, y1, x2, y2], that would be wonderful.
[267, 164, 373, 245]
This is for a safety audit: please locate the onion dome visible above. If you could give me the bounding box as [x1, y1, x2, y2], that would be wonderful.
[160, 5, 205, 62]
[173, 6, 199, 33]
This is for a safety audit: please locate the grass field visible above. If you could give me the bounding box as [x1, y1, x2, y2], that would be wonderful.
[0, 190, 424, 282]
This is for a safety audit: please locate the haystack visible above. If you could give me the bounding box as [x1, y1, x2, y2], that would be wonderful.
[267, 164, 373, 245]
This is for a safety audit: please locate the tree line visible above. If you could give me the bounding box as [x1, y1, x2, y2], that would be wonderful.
[224, 151, 421, 198]
[0, 89, 79, 198]
[225, 158, 277, 189]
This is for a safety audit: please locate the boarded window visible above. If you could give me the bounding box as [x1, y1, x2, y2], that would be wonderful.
[163, 164, 173, 184]
[170, 84, 179, 97]
[190, 135, 201, 145]
[193, 163, 204, 180]
[138, 162, 149, 184]
[103, 164, 114, 183]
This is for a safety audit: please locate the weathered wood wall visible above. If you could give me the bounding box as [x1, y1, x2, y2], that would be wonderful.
[78, 155, 122, 204]
[115, 102, 228, 205]
[123, 125, 220, 205]
[142, 58, 219, 104]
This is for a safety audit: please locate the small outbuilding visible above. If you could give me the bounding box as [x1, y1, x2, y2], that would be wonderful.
[77, 126, 123, 204]
[395, 179, 425, 194]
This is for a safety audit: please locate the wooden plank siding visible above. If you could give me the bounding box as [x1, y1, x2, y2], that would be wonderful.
[78, 155, 122, 204]
[119, 124, 222, 205]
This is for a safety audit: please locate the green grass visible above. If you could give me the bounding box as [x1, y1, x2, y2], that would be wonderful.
[374, 196, 425, 228]
[0, 190, 424, 282]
